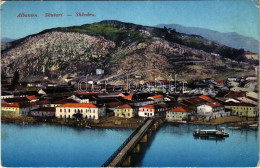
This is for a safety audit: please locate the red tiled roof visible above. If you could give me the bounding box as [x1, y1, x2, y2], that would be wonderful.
[245, 52, 257, 55]
[26, 95, 38, 100]
[169, 107, 187, 112]
[117, 104, 133, 109]
[142, 104, 155, 109]
[246, 74, 256, 77]
[216, 80, 225, 84]
[207, 102, 222, 108]
[2, 103, 19, 108]
[58, 103, 97, 108]
[124, 94, 134, 100]
[225, 91, 246, 98]
[199, 95, 213, 102]
[185, 97, 207, 105]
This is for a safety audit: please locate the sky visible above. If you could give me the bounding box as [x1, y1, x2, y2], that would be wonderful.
[1, 0, 259, 40]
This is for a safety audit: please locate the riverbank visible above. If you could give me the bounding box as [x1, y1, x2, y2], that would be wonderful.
[1, 116, 145, 129]
[1, 115, 258, 128]
[188, 116, 258, 125]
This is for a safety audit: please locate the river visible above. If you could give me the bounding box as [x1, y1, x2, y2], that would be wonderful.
[1, 123, 259, 167]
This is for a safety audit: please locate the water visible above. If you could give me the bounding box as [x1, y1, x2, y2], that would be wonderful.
[1, 123, 259, 167]
[136, 123, 259, 167]
[1, 123, 133, 167]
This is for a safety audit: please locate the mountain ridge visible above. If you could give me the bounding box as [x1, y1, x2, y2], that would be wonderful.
[1, 20, 255, 82]
[156, 24, 259, 54]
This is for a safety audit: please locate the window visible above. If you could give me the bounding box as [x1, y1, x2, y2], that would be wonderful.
[128, 113, 130, 116]
[74, 109, 76, 112]
[145, 113, 147, 115]
[86, 109, 88, 113]
[60, 115, 62, 118]
[60, 109, 62, 112]
[81, 109, 83, 113]
[93, 109, 95, 113]
[69, 109, 70, 112]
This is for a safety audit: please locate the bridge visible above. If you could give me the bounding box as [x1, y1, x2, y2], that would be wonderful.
[102, 118, 162, 167]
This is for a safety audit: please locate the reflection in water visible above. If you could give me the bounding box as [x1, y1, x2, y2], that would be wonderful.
[136, 123, 259, 167]
[1, 123, 133, 167]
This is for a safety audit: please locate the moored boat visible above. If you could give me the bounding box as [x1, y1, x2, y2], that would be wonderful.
[193, 127, 229, 137]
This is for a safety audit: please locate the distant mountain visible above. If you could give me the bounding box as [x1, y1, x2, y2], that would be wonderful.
[156, 24, 259, 54]
[1, 37, 16, 43]
[1, 20, 254, 81]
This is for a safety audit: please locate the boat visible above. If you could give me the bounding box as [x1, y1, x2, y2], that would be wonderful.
[193, 127, 229, 137]
[85, 125, 91, 128]
[229, 121, 259, 129]
[249, 123, 258, 128]
[228, 126, 241, 130]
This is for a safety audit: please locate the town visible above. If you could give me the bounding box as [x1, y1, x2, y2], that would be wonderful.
[1, 67, 259, 128]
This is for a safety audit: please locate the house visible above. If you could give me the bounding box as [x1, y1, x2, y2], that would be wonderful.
[227, 77, 238, 82]
[114, 104, 138, 118]
[1, 92, 14, 99]
[64, 77, 74, 82]
[224, 91, 246, 98]
[245, 74, 257, 81]
[245, 52, 258, 60]
[43, 75, 49, 80]
[70, 94, 98, 104]
[55, 103, 105, 119]
[123, 93, 134, 100]
[224, 102, 258, 117]
[199, 95, 214, 102]
[246, 91, 258, 100]
[236, 97, 258, 106]
[230, 87, 254, 92]
[197, 102, 229, 121]
[138, 104, 166, 118]
[166, 106, 195, 121]
[182, 97, 208, 108]
[1, 102, 37, 116]
[30, 107, 55, 117]
[147, 95, 164, 103]
[26, 95, 39, 102]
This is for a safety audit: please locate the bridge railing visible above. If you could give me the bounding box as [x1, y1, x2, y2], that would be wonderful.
[101, 118, 152, 167]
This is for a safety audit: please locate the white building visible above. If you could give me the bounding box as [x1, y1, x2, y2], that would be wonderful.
[55, 103, 105, 120]
[197, 102, 229, 121]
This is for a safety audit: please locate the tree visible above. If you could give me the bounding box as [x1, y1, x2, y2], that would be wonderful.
[73, 113, 83, 120]
[11, 70, 19, 86]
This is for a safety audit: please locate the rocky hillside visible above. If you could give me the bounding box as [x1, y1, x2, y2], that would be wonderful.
[1, 20, 255, 82]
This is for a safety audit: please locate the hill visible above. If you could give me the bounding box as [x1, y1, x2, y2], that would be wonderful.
[1, 20, 255, 82]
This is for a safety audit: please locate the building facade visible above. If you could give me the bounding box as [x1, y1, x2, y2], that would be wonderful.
[55, 103, 105, 119]
[114, 104, 137, 118]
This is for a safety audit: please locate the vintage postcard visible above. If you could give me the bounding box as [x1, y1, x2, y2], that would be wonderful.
[1, 0, 259, 167]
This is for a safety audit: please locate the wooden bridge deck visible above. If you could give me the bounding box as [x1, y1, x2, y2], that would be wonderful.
[107, 119, 154, 167]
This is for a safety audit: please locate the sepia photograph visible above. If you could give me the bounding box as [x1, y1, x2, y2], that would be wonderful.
[1, 0, 259, 167]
